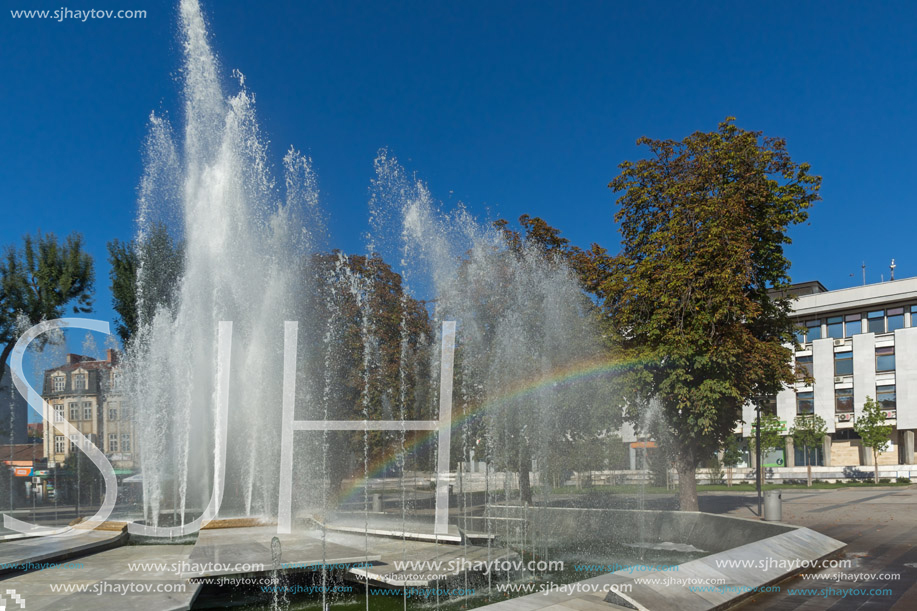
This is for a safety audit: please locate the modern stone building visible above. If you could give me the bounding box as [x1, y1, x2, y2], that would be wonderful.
[41, 350, 135, 470]
[742, 276, 917, 468]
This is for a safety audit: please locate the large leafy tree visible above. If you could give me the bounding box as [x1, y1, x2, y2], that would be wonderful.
[451, 216, 614, 504]
[604, 118, 821, 510]
[0, 232, 94, 389]
[303, 251, 433, 492]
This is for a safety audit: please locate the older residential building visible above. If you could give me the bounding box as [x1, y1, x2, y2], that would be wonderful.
[41, 350, 134, 470]
[742, 276, 917, 468]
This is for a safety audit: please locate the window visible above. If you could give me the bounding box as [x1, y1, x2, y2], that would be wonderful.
[835, 388, 854, 413]
[887, 307, 905, 332]
[121, 406, 131, 421]
[72, 373, 86, 390]
[796, 355, 814, 381]
[912, 305, 917, 326]
[69, 434, 79, 451]
[110, 371, 122, 390]
[876, 346, 895, 372]
[121, 434, 131, 453]
[794, 443, 824, 467]
[835, 351, 853, 377]
[794, 325, 806, 345]
[797, 391, 814, 415]
[52, 376, 65, 392]
[877, 385, 896, 410]
[845, 314, 861, 337]
[806, 320, 822, 341]
[54, 405, 64, 422]
[108, 434, 118, 453]
[108, 406, 118, 420]
[867, 310, 886, 334]
[826, 316, 844, 339]
[82, 402, 92, 421]
[69, 402, 79, 421]
[835, 428, 861, 441]
[54, 435, 65, 454]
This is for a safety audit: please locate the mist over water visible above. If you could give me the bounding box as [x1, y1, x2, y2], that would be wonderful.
[130, 0, 611, 530]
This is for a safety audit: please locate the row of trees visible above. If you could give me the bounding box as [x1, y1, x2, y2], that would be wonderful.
[744, 396, 893, 488]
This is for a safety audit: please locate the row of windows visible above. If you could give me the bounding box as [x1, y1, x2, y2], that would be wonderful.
[795, 347, 896, 380]
[50, 371, 122, 392]
[795, 305, 917, 344]
[796, 385, 896, 415]
[53, 434, 131, 454]
[53, 403, 128, 422]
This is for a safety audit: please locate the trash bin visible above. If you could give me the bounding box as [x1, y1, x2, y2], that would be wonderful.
[763, 489, 782, 521]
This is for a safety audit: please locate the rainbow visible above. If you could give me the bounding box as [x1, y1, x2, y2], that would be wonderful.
[329, 353, 651, 508]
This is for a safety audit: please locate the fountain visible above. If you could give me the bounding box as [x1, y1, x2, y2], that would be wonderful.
[45, 1, 846, 609]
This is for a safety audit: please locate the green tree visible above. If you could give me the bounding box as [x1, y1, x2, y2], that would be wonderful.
[789, 414, 827, 487]
[107, 223, 183, 345]
[0, 232, 94, 389]
[854, 396, 893, 484]
[605, 118, 821, 510]
[454, 217, 614, 504]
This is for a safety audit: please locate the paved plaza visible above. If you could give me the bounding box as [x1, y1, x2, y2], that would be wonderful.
[699, 486, 917, 610]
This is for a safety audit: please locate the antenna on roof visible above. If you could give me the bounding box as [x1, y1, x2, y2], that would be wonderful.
[890, 259, 896, 281]
[862, 261, 866, 286]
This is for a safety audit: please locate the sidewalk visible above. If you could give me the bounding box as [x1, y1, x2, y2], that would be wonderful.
[700, 487, 917, 610]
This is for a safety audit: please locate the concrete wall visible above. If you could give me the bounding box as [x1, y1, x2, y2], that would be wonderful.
[853, 333, 876, 420]
[485, 505, 793, 554]
[897, 327, 917, 429]
[813, 338, 836, 432]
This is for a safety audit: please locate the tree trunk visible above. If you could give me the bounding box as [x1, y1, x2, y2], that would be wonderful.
[874, 449, 879, 484]
[676, 455, 699, 511]
[727, 467, 732, 487]
[806, 450, 812, 488]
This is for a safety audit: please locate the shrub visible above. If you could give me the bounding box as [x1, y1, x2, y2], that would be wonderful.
[879, 478, 891, 484]
[896, 477, 911, 484]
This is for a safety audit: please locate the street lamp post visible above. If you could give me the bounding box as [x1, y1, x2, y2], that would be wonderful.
[756, 405, 762, 517]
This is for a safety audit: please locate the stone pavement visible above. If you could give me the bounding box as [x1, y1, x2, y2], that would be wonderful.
[698, 486, 917, 610]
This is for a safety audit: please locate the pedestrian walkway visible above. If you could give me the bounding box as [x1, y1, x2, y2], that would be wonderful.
[700, 486, 917, 610]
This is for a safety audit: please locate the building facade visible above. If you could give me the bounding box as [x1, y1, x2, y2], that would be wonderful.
[41, 350, 135, 470]
[0, 377, 28, 445]
[741, 277, 917, 468]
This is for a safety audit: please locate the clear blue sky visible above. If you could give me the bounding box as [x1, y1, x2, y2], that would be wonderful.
[3, 0, 916, 331]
